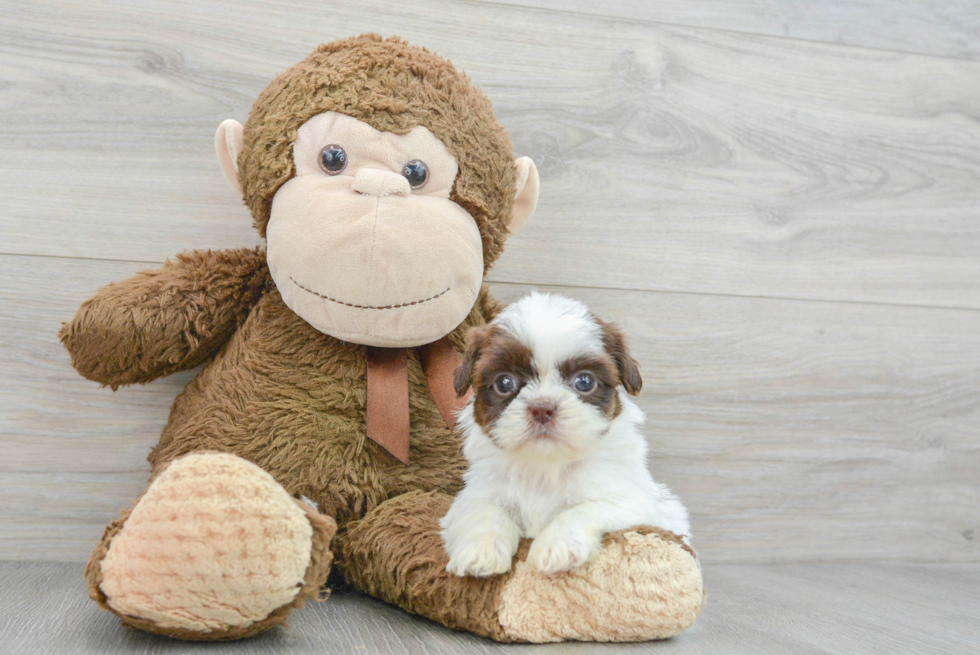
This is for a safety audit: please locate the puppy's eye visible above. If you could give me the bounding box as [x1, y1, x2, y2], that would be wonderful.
[573, 372, 596, 394]
[319, 144, 348, 175]
[401, 159, 429, 189]
[493, 373, 518, 396]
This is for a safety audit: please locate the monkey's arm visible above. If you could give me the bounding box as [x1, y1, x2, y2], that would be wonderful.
[59, 247, 268, 388]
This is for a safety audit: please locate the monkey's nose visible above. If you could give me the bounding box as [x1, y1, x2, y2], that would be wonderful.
[351, 168, 411, 197]
[528, 400, 557, 425]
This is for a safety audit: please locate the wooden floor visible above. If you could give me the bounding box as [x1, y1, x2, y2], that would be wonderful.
[1, 0, 979, 651]
[1, 561, 977, 655]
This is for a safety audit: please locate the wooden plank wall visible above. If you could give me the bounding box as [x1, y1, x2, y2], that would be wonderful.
[1, 0, 978, 563]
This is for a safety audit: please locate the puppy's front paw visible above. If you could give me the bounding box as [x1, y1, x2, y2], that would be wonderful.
[446, 532, 518, 577]
[527, 523, 600, 575]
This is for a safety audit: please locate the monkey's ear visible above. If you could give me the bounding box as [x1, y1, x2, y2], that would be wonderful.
[215, 119, 244, 196]
[509, 157, 539, 234]
[453, 327, 487, 397]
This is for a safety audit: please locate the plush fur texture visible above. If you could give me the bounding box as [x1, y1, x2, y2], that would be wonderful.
[442, 293, 691, 577]
[146, 258, 497, 527]
[239, 34, 517, 271]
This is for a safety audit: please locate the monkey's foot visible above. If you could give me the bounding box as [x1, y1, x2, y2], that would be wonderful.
[87, 452, 337, 641]
[493, 526, 703, 641]
[340, 491, 704, 643]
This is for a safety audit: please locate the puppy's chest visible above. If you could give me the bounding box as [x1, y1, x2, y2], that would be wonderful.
[499, 468, 584, 537]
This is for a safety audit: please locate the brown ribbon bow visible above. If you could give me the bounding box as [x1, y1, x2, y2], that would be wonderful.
[365, 336, 472, 464]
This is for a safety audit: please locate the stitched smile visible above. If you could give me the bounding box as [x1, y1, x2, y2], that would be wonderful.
[289, 276, 450, 310]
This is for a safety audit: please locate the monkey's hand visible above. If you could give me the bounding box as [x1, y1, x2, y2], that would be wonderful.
[59, 247, 268, 388]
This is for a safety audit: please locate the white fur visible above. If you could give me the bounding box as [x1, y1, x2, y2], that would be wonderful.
[441, 292, 691, 577]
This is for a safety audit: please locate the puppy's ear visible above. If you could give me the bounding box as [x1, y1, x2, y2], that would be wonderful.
[454, 326, 487, 397]
[597, 318, 642, 395]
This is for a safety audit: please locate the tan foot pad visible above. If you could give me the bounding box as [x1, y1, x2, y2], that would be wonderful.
[98, 452, 314, 635]
[498, 527, 705, 642]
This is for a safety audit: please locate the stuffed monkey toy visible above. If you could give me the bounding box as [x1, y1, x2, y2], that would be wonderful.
[61, 35, 704, 642]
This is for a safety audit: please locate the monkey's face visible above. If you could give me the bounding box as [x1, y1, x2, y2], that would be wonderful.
[266, 112, 485, 347]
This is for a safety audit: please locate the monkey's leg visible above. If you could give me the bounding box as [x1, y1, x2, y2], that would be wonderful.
[339, 491, 704, 643]
[86, 452, 336, 641]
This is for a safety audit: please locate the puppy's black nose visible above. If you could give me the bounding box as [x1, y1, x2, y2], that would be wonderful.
[528, 400, 557, 424]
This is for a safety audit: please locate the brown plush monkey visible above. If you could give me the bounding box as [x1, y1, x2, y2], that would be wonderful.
[61, 35, 703, 642]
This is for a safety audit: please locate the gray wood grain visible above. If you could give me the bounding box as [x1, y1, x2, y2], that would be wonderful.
[484, 0, 980, 61]
[1, 561, 977, 654]
[3, 254, 978, 563]
[2, 0, 980, 308]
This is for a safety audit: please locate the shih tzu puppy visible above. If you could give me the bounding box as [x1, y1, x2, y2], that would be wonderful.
[441, 292, 691, 577]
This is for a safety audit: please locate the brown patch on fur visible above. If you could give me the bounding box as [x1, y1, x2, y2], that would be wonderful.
[453, 326, 486, 397]
[470, 327, 536, 429]
[594, 317, 643, 396]
[608, 392, 624, 419]
[558, 353, 621, 418]
[239, 35, 518, 272]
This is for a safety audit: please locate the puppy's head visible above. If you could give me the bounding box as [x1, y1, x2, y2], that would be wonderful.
[454, 292, 642, 462]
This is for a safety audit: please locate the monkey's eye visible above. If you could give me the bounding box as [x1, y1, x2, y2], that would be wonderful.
[493, 373, 518, 396]
[573, 372, 596, 394]
[401, 159, 429, 189]
[319, 144, 348, 175]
